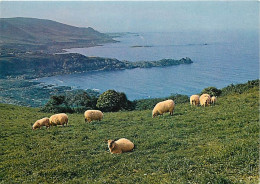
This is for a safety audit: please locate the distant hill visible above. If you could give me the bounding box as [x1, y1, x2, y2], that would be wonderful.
[0, 17, 114, 51]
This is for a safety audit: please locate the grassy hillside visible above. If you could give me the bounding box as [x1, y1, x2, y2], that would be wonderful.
[0, 87, 258, 183]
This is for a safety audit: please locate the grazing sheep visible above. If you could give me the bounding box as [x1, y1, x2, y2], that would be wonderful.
[190, 95, 200, 106]
[199, 94, 211, 107]
[32, 117, 50, 130]
[84, 110, 103, 123]
[211, 96, 217, 105]
[107, 138, 134, 154]
[49, 113, 68, 126]
[152, 99, 175, 117]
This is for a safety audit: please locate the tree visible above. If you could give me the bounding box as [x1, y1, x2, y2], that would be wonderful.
[41, 90, 98, 113]
[41, 95, 72, 113]
[67, 91, 97, 113]
[168, 94, 189, 104]
[201, 87, 222, 97]
[96, 90, 130, 112]
[118, 92, 133, 110]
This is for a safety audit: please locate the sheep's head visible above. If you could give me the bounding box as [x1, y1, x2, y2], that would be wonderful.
[45, 118, 50, 125]
[32, 121, 38, 130]
[107, 140, 116, 150]
[152, 111, 158, 118]
[206, 98, 211, 105]
[32, 124, 38, 130]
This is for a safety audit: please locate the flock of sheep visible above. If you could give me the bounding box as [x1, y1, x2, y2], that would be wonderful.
[32, 94, 216, 154]
[190, 94, 217, 107]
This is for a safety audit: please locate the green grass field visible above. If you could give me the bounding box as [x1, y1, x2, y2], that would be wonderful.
[0, 87, 259, 183]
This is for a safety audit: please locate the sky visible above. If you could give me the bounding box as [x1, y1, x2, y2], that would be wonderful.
[0, 1, 259, 33]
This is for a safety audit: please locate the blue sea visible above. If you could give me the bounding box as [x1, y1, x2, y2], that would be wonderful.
[36, 30, 259, 100]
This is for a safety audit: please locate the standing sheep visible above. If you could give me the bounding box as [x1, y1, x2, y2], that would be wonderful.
[84, 110, 103, 123]
[190, 95, 200, 106]
[49, 113, 68, 127]
[211, 96, 217, 105]
[107, 138, 134, 154]
[199, 94, 211, 107]
[32, 117, 50, 130]
[152, 99, 175, 118]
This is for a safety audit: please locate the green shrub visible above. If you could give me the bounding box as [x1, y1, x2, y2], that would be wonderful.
[133, 94, 189, 110]
[118, 92, 134, 110]
[133, 98, 164, 110]
[96, 90, 131, 112]
[66, 91, 97, 113]
[41, 95, 72, 113]
[168, 94, 189, 104]
[201, 87, 222, 97]
[41, 90, 98, 113]
[221, 79, 259, 96]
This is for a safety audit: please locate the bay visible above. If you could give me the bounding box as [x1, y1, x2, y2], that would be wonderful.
[36, 30, 259, 100]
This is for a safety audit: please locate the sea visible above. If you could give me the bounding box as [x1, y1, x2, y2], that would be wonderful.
[36, 30, 259, 100]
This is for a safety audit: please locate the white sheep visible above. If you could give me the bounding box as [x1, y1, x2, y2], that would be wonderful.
[84, 110, 103, 123]
[32, 117, 50, 130]
[199, 94, 211, 107]
[211, 96, 217, 105]
[49, 113, 68, 126]
[190, 95, 200, 106]
[107, 138, 134, 154]
[152, 99, 175, 117]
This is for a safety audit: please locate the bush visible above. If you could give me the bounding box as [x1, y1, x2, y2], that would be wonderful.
[41, 95, 72, 113]
[118, 92, 134, 110]
[96, 90, 132, 112]
[221, 79, 259, 96]
[41, 90, 98, 113]
[133, 98, 164, 110]
[133, 94, 189, 110]
[66, 91, 97, 113]
[168, 94, 189, 104]
[201, 87, 222, 97]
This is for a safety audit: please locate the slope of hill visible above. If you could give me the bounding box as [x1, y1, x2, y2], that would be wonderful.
[0, 17, 114, 51]
[0, 86, 258, 183]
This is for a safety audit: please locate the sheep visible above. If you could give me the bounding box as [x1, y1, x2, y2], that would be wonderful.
[211, 96, 217, 105]
[199, 94, 211, 107]
[107, 138, 134, 154]
[32, 117, 50, 130]
[190, 95, 200, 106]
[49, 113, 68, 126]
[84, 110, 103, 123]
[152, 99, 175, 117]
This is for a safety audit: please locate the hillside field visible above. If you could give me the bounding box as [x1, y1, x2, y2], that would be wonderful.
[0, 87, 259, 183]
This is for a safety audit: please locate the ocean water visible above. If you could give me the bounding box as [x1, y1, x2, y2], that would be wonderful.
[36, 30, 259, 100]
